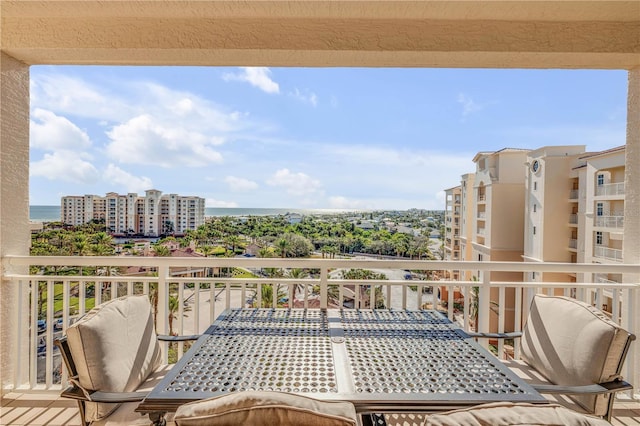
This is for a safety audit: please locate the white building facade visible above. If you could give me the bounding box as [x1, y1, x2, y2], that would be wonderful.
[61, 190, 205, 237]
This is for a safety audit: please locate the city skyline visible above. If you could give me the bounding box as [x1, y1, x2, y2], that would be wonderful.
[30, 67, 627, 210]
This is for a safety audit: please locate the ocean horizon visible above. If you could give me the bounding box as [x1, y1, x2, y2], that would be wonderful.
[29, 205, 366, 222]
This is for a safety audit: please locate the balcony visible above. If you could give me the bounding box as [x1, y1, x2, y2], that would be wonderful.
[569, 238, 578, 249]
[569, 214, 578, 225]
[594, 246, 624, 262]
[1, 255, 637, 410]
[596, 182, 625, 197]
[595, 215, 625, 229]
[569, 189, 579, 199]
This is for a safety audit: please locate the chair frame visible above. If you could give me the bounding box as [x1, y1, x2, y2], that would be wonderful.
[55, 334, 199, 426]
[468, 327, 636, 421]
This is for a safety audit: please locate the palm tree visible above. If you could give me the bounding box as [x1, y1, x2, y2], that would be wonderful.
[276, 238, 290, 258]
[154, 245, 171, 257]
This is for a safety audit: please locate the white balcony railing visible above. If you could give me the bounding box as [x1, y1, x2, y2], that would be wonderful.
[596, 182, 625, 197]
[477, 227, 486, 235]
[1, 256, 638, 399]
[594, 246, 624, 262]
[477, 211, 486, 219]
[594, 215, 624, 229]
[569, 189, 579, 199]
[568, 238, 578, 249]
[569, 214, 578, 224]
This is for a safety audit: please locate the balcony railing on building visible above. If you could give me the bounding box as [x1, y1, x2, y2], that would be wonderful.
[594, 215, 624, 229]
[594, 246, 624, 262]
[569, 189, 579, 199]
[595, 182, 625, 197]
[569, 238, 578, 249]
[569, 214, 578, 224]
[477, 227, 486, 235]
[477, 211, 486, 219]
[1, 256, 637, 403]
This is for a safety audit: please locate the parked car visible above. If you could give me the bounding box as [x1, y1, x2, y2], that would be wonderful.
[53, 318, 64, 331]
[37, 319, 46, 333]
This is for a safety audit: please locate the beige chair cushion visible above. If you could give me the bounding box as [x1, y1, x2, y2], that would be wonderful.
[425, 402, 611, 426]
[66, 295, 162, 422]
[174, 391, 358, 426]
[520, 294, 629, 416]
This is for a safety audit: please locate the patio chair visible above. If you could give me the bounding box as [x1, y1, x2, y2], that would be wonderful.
[54, 294, 199, 426]
[173, 390, 360, 426]
[467, 294, 636, 421]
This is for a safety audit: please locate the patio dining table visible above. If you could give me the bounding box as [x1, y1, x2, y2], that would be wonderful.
[137, 308, 546, 418]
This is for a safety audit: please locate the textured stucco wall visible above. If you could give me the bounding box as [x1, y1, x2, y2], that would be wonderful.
[0, 52, 30, 392]
[1, 1, 639, 68]
[624, 69, 640, 386]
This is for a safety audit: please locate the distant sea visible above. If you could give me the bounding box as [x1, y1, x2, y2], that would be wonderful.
[29, 205, 361, 222]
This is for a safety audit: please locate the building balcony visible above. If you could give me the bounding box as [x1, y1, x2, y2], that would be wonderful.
[569, 238, 578, 249]
[569, 214, 578, 225]
[594, 246, 624, 262]
[569, 189, 579, 200]
[596, 182, 625, 197]
[2, 255, 637, 414]
[477, 227, 486, 235]
[594, 215, 624, 229]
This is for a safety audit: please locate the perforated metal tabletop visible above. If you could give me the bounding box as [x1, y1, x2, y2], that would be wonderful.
[138, 309, 545, 415]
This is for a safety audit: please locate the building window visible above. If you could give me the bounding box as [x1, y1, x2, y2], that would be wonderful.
[533, 226, 536, 235]
[596, 231, 603, 245]
[597, 174, 605, 186]
[596, 202, 603, 216]
[533, 182, 537, 191]
[533, 204, 537, 212]
[532, 272, 536, 280]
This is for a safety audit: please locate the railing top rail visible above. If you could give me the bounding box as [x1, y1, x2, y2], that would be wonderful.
[7, 274, 637, 289]
[3, 255, 640, 274]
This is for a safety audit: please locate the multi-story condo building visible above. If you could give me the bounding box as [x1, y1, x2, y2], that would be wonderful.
[523, 145, 587, 284]
[61, 190, 206, 237]
[458, 173, 476, 281]
[444, 148, 530, 331]
[447, 144, 628, 322]
[444, 186, 462, 280]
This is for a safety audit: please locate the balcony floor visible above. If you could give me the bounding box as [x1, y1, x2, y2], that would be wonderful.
[1, 392, 639, 425]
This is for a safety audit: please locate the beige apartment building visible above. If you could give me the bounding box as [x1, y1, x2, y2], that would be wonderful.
[443, 185, 461, 279]
[62, 189, 205, 237]
[442, 148, 530, 331]
[445, 144, 630, 323]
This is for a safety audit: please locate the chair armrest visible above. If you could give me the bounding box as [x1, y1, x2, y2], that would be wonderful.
[61, 385, 149, 403]
[157, 334, 200, 342]
[465, 331, 522, 339]
[533, 380, 633, 395]
[89, 390, 150, 403]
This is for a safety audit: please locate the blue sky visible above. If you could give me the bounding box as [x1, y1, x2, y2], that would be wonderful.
[29, 67, 628, 210]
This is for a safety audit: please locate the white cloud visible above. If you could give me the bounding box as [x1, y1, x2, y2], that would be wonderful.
[222, 67, 280, 94]
[267, 169, 323, 196]
[206, 198, 239, 208]
[30, 109, 91, 150]
[106, 114, 224, 167]
[224, 176, 258, 192]
[30, 74, 131, 122]
[103, 164, 153, 193]
[290, 88, 318, 106]
[457, 93, 484, 117]
[31, 151, 100, 184]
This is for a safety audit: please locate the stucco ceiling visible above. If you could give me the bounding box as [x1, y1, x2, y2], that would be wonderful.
[2, 1, 640, 68]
